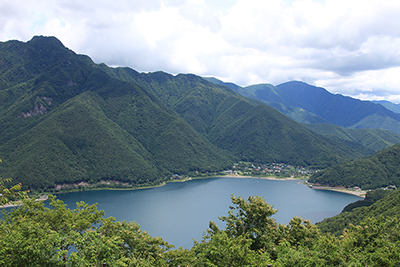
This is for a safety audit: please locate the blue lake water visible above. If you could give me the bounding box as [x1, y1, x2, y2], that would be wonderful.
[49, 177, 361, 248]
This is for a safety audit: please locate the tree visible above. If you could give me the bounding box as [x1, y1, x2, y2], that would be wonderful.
[1, 159, 28, 205]
[203, 195, 325, 262]
[192, 231, 271, 266]
[2, 192, 400, 266]
[340, 216, 400, 266]
[278, 216, 320, 249]
[0, 195, 173, 266]
[208, 195, 280, 252]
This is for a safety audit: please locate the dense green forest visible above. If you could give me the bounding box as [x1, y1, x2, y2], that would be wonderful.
[309, 143, 400, 189]
[1, 192, 399, 266]
[304, 123, 400, 153]
[207, 77, 400, 153]
[100, 64, 371, 168]
[317, 189, 400, 237]
[2, 35, 400, 266]
[0, 36, 384, 190]
[0, 36, 231, 190]
[206, 77, 400, 134]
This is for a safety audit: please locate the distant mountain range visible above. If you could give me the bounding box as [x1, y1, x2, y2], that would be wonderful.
[372, 100, 400, 114]
[205, 78, 400, 134]
[0, 36, 399, 190]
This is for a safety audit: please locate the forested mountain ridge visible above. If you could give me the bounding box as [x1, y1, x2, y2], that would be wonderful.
[278, 81, 400, 133]
[206, 75, 400, 190]
[309, 143, 400, 189]
[373, 100, 400, 114]
[0, 36, 231, 190]
[1, 36, 400, 266]
[0, 36, 387, 190]
[99, 64, 370, 168]
[304, 123, 400, 153]
[205, 77, 400, 134]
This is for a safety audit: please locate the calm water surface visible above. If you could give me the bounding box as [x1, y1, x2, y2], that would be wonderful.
[52, 177, 361, 248]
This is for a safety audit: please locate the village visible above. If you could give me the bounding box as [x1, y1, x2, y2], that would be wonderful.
[223, 161, 317, 179]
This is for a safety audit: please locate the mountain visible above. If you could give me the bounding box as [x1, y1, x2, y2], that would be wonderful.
[205, 78, 400, 134]
[99, 66, 369, 168]
[202, 76, 243, 92]
[205, 77, 400, 153]
[1, 36, 384, 191]
[0, 36, 231, 190]
[372, 100, 400, 114]
[309, 143, 400, 189]
[277, 81, 400, 133]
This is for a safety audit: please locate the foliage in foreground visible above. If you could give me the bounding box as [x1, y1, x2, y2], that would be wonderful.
[1, 194, 400, 266]
[0, 175, 28, 205]
[317, 189, 400, 237]
[0, 195, 172, 266]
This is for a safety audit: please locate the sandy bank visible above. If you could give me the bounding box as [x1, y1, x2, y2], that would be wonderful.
[224, 174, 300, 181]
[224, 175, 365, 197]
[309, 185, 366, 197]
[0, 195, 49, 209]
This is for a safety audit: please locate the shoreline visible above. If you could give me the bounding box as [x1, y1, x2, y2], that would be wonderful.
[52, 181, 169, 195]
[224, 175, 366, 197]
[308, 185, 366, 197]
[1, 175, 363, 207]
[1, 175, 302, 204]
[224, 174, 301, 181]
[0, 195, 49, 209]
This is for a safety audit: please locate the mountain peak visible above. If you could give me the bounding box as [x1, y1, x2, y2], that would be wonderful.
[26, 35, 73, 60]
[29, 35, 65, 49]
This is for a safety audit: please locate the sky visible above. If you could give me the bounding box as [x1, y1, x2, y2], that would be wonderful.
[1, 0, 400, 103]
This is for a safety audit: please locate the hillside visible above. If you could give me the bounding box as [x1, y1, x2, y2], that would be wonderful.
[205, 78, 400, 134]
[304, 123, 400, 153]
[309, 143, 400, 189]
[100, 66, 369, 168]
[373, 100, 400, 114]
[0, 36, 231, 190]
[1, 36, 388, 191]
[275, 81, 400, 133]
[317, 189, 400, 236]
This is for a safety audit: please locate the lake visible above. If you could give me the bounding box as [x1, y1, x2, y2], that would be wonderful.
[52, 177, 361, 248]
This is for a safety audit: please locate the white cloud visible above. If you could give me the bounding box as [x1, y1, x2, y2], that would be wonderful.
[1, 0, 400, 102]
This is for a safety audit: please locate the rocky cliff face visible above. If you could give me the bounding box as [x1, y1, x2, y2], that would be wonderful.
[17, 96, 52, 118]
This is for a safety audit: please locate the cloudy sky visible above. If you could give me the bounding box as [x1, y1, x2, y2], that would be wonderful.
[1, 0, 400, 102]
